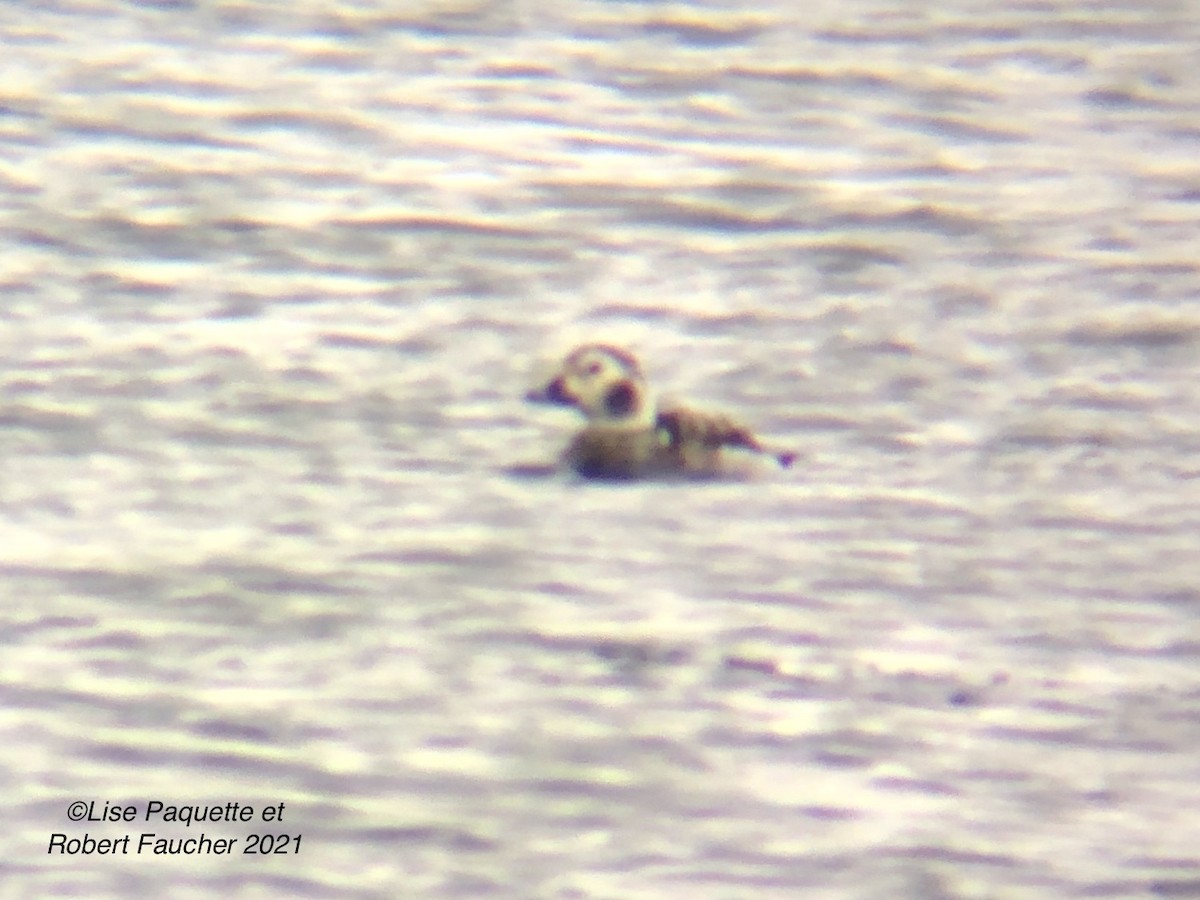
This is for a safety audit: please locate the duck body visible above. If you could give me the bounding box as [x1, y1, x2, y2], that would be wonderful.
[526, 344, 794, 481]
[562, 423, 670, 480]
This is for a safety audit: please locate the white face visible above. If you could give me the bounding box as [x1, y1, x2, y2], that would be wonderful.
[533, 344, 651, 424]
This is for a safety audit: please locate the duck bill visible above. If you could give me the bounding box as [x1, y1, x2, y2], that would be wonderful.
[525, 377, 573, 406]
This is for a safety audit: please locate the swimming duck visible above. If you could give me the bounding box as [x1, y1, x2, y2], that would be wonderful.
[525, 343, 795, 480]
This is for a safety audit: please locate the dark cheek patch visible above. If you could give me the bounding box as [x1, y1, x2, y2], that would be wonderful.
[604, 380, 638, 417]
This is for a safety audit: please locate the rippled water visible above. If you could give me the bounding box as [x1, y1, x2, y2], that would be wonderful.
[2, 0, 1200, 897]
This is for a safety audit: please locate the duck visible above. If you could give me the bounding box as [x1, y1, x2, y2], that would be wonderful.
[525, 343, 795, 480]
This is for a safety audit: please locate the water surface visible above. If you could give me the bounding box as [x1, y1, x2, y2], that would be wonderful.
[2, 0, 1200, 897]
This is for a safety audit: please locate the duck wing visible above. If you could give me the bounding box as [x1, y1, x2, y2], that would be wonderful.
[655, 405, 794, 468]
